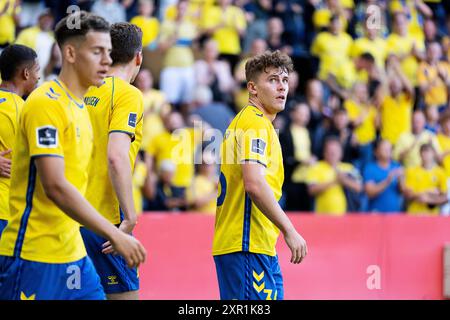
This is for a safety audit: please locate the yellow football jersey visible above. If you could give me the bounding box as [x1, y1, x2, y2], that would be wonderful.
[84, 76, 144, 225]
[213, 105, 283, 257]
[0, 89, 24, 220]
[0, 79, 92, 263]
[405, 165, 447, 215]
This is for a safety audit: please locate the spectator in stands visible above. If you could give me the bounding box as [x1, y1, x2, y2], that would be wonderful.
[315, 108, 359, 163]
[417, 41, 450, 111]
[386, 11, 425, 91]
[266, 17, 292, 55]
[19, 0, 47, 27]
[194, 38, 235, 105]
[146, 110, 201, 209]
[305, 78, 326, 141]
[158, 0, 198, 107]
[280, 102, 316, 212]
[201, 0, 247, 71]
[133, 68, 171, 151]
[344, 82, 378, 170]
[130, 0, 160, 50]
[311, 14, 353, 96]
[403, 143, 448, 215]
[186, 151, 218, 215]
[242, 0, 272, 53]
[91, 0, 127, 24]
[145, 159, 187, 211]
[43, 42, 62, 81]
[16, 9, 54, 82]
[363, 139, 405, 213]
[425, 104, 440, 134]
[423, 18, 441, 45]
[379, 55, 415, 145]
[0, 0, 20, 51]
[306, 136, 363, 215]
[190, 85, 234, 136]
[437, 112, 450, 214]
[394, 109, 441, 168]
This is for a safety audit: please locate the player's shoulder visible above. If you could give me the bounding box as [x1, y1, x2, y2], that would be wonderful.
[25, 81, 65, 109]
[234, 105, 270, 130]
[113, 76, 142, 96]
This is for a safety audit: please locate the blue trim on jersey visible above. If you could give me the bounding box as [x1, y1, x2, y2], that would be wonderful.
[217, 172, 227, 207]
[109, 130, 135, 142]
[242, 193, 252, 252]
[31, 154, 64, 159]
[0, 88, 12, 93]
[53, 79, 84, 109]
[13, 160, 37, 257]
[119, 207, 125, 223]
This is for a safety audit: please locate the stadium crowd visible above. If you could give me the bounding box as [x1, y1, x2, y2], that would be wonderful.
[2, 0, 450, 216]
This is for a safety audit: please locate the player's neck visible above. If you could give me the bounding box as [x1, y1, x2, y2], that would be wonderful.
[58, 68, 89, 100]
[248, 97, 276, 122]
[108, 65, 134, 84]
[0, 81, 22, 97]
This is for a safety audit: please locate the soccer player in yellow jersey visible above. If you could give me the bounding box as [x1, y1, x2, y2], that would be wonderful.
[0, 44, 40, 237]
[82, 22, 144, 300]
[213, 51, 307, 300]
[0, 12, 146, 300]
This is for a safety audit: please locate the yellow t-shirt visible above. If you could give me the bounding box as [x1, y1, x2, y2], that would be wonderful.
[290, 125, 312, 183]
[146, 128, 200, 188]
[437, 133, 450, 177]
[201, 5, 246, 55]
[310, 31, 353, 81]
[213, 105, 283, 256]
[417, 61, 450, 107]
[386, 33, 424, 87]
[380, 93, 413, 145]
[130, 16, 159, 48]
[84, 76, 144, 225]
[159, 19, 197, 68]
[344, 99, 377, 145]
[0, 89, 24, 220]
[187, 174, 217, 214]
[405, 165, 447, 215]
[132, 160, 147, 216]
[350, 37, 387, 69]
[0, 0, 20, 45]
[393, 131, 441, 168]
[141, 89, 169, 151]
[0, 80, 92, 263]
[306, 161, 356, 215]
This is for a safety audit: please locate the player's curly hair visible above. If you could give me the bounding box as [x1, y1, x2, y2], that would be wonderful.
[110, 23, 143, 66]
[245, 50, 294, 82]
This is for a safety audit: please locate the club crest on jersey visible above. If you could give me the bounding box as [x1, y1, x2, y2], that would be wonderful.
[37, 126, 57, 148]
[128, 113, 137, 128]
[251, 138, 266, 155]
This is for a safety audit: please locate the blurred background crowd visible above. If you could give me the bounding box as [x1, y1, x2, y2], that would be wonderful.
[2, 0, 450, 216]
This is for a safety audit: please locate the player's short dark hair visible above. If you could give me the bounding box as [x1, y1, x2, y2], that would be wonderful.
[110, 23, 143, 66]
[54, 11, 110, 47]
[245, 50, 294, 82]
[0, 44, 37, 81]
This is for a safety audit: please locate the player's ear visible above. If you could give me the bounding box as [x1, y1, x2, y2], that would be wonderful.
[135, 51, 143, 67]
[247, 81, 257, 95]
[22, 66, 30, 81]
[63, 43, 77, 64]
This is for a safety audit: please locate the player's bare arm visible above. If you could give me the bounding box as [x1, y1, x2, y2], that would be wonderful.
[242, 162, 307, 264]
[35, 156, 146, 268]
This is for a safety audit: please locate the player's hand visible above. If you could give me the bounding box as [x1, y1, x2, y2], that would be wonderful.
[284, 229, 307, 264]
[103, 231, 147, 268]
[0, 149, 12, 178]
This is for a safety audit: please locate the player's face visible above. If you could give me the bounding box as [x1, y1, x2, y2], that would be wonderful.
[24, 60, 40, 95]
[253, 67, 289, 115]
[75, 31, 112, 87]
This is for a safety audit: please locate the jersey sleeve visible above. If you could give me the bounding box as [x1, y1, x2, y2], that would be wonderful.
[22, 97, 67, 158]
[109, 83, 144, 141]
[236, 114, 271, 167]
